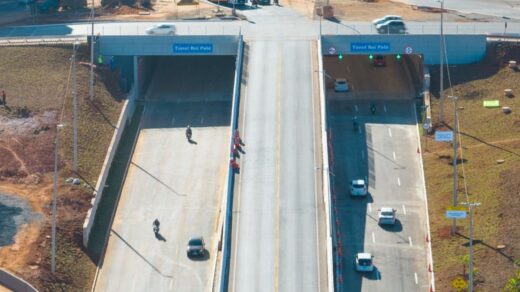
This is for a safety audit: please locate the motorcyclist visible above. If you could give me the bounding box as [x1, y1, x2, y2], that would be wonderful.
[186, 125, 192, 140]
[370, 104, 376, 114]
[153, 218, 160, 233]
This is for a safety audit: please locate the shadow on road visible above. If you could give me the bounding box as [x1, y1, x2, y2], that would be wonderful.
[111, 229, 174, 278]
[130, 161, 187, 197]
[154, 231, 167, 242]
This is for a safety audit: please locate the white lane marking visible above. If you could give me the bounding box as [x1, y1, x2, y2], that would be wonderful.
[393, 151, 396, 160]
[414, 272, 418, 284]
[361, 150, 365, 159]
[372, 232, 376, 243]
[388, 128, 392, 137]
[354, 105, 359, 112]
[402, 204, 407, 215]
[169, 279, 174, 290]
[397, 177, 401, 186]
[368, 203, 372, 213]
[409, 236, 413, 247]
[384, 105, 387, 112]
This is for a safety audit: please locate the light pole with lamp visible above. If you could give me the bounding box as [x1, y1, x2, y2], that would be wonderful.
[438, 0, 445, 123]
[449, 95, 459, 234]
[51, 124, 64, 273]
[89, 0, 95, 101]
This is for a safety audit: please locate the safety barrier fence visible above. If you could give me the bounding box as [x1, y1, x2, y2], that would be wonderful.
[0, 35, 86, 46]
[218, 31, 243, 292]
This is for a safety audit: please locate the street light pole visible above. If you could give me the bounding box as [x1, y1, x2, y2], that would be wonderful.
[51, 124, 64, 274]
[439, 0, 445, 123]
[89, 0, 95, 101]
[450, 95, 458, 234]
[72, 42, 79, 173]
[460, 202, 481, 292]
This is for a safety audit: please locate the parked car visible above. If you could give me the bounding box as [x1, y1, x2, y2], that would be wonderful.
[376, 20, 406, 34]
[355, 252, 374, 272]
[146, 24, 176, 35]
[378, 207, 397, 225]
[334, 78, 349, 92]
[186, 236, 205, 257]
[372, 15, 402, 26]
[373, 55, 386, 67]
[350, 179, 367, 196]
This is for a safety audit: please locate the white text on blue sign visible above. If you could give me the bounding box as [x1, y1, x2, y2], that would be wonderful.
[350, 43, 391, 52]
[173, 44, 214, 54]
[435, 131, 454, 142]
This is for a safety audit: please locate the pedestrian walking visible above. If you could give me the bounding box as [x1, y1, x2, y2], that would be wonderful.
[1, 90, 5, 106]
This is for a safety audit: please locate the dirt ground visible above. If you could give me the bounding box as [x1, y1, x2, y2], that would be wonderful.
[0, 46, 124, 291]
[423, 43, 520, 291]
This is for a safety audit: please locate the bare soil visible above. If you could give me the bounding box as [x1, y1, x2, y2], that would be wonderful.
[0, 46, 124, 291]
[422, 43, 520, 291]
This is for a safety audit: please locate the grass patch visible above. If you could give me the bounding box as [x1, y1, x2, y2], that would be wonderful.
[423, 43, 520, 291]
[0, 45, 125, 291]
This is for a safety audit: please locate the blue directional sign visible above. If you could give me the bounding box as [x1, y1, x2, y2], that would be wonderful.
[350, 42, 390, 52]
[446, 210, 467, 219]
[435, 131, 454, 142]
[173, 43, 213, 54]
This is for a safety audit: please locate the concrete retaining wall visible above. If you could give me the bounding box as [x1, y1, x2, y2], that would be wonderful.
[0, 268, 38, 292]
[82, 85, 137, 247]
[322, 34, 487, 65]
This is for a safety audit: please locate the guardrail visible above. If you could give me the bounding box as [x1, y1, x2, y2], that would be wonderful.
[218, 31, 244, 292]
[0, 35, 86, 46]
[317, 37, 335, 292]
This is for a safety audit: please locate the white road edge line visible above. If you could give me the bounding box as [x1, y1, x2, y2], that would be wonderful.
[392, 151, 396, 160]
[397, 177, 401, 186]
[414, 272, 418, 284]
[372, 232, 375, 243]
[384, 105, 387, 112]
[402, 204, 406, 215]
[388, 127, 392, 137]
[169, 279, 174, 291]
[409, 236, 413, 247]
[368, 203, 372, 213]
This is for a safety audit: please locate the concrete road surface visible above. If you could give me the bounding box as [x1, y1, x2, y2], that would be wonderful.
[229, 39, 327, 291]
[326, 56, 432, 291]
[94, 56, 235, 292]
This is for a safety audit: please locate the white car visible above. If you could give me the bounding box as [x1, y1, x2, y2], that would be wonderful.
[334, 78, 349, 92]
[355, 252, 374, 272]
[376, 20, 406, 34]
[378, 207, 397, 225]
[146, 24, 176, 35]
[350, 179, 367, 196]
[372, 15, 402, 26]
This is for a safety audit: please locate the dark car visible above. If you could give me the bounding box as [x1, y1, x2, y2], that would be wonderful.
[373, 55, 386, 67]
[187, 236, 205, 257]
[376, 20, 406, 34]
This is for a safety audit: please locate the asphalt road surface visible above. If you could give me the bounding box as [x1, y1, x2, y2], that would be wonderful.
[94, 56, 235, 292]
[326, 56, 432, 291]
[229, 39, 327, 291]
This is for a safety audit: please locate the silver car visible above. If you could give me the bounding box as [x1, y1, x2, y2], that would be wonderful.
[146, 24, 176, 35]
[378, 207, 397, 225]
[376, 20, 406, 34]
[372, 15, 402, 26]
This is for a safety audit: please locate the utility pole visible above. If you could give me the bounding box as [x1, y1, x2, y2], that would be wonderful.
[72, 42, 79, 173]
[89, 0, 95, 101]
[460, 202, 481, 292]
[439, 0, 445, 123]
[51, 124, 64, 274]
[451, 95, 458, 234]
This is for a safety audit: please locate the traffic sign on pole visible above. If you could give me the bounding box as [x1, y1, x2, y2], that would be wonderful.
[328, 46, 336, 55]
[405, 46, 413, 54]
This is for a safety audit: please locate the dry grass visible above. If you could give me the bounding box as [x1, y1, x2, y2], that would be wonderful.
[0, 45, 124, 291]
[423, 43, 520, 291]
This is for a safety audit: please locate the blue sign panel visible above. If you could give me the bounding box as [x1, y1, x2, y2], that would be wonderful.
[173, 43, 213, 54]
[350, 42, 390, 52]
[435, 131, 454, 142]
